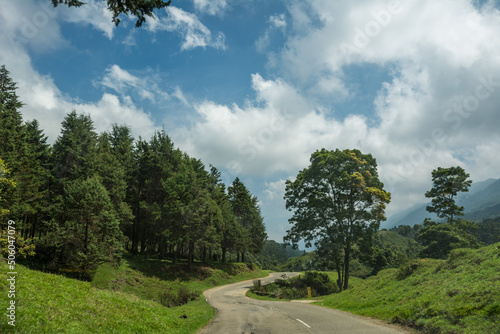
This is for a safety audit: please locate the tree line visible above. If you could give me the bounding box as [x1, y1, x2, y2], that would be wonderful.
[0, 65, 267, 273]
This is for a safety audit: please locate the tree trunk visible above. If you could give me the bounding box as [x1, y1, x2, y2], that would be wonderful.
[343, 244, 351, 291]
[221, 247, 227, 263]
[335, 260, 343, 291]
[241, 251, 245, 263]
[187, 240, 194, 271]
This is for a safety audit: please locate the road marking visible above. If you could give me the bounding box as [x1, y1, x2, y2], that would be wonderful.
[296, 319, 311, 328]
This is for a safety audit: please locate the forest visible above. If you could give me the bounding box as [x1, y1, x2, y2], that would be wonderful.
[0, 65, 267, 275]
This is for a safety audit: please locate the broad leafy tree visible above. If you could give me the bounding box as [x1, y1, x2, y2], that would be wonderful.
[284, 149, 390, 291]
[0, 158, 16, 219]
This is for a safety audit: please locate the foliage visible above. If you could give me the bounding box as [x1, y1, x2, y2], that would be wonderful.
[417, 218, 481, 259]
[51, 0, 172, 27]
[419, 167, 480, 258]
[361, 231, 421, 275]
[425, 166, 472, 223]
[317, 242, 500, 334]
[251, 271, 338, 299]
[0, 229, 35, 260]
[228, 177, 267, 261]
[471, 217, 500, 245]
[0, 158, 15, 218]
[0, 65, 268, 276]
[55, 177, 124, 272]
[284, 148, 390, 291]
[248, 240, 304, 270]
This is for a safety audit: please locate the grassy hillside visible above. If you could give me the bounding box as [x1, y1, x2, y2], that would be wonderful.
[0, 256, 268, 333]
[316, 243, 500, 333]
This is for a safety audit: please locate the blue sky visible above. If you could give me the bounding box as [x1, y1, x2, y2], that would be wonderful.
[2, 0, 500, 244]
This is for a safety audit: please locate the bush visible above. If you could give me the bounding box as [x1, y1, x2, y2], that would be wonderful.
[302, 271, 338, 295]
[250, 271, 338, 299]
[158, 286, 200, 307]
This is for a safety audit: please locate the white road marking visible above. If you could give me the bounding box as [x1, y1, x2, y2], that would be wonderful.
[296, 318, 311, 328]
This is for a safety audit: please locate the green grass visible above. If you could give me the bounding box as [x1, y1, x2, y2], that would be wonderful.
[315, 243, 500, 333]
[0, 256, 269, 333]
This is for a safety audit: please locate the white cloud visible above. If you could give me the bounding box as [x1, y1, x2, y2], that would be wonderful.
[269, 14, 287, 29]
[0, 2, 157, 142]
[96, 64, 191, 110]
[264, 179, 287, 201]
[58, 0, 115, 39]
[147, 6, 226, 50]
[256, 13, 287, 53]
[193, 0, 228, 16]
[1, 0, 66, 54]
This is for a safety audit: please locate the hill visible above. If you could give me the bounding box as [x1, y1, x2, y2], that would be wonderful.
[0, 256, 268, 333]
[317, 242, 500, 333]
[382, 178, 500, 229]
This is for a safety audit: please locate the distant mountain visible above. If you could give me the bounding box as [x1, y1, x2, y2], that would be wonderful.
[382, 178, 500, 229]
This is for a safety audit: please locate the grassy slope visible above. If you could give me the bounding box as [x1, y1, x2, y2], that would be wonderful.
[0, 257, 268, 333]
[316, 243, 500, 333]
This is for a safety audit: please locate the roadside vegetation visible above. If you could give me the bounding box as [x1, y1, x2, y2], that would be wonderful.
[316, 243, 500, 333]
[0, 256, 268, 333]
[247, 271, 363, 301]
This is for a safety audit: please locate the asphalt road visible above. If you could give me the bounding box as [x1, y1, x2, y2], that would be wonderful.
[199, 272, 411, 334]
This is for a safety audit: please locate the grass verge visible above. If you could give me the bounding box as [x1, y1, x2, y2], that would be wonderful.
[315, 243, 500, 333]
[0, 256, 269, 333]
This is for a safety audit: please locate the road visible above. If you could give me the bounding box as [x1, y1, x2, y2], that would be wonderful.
[199, 272, 411, 334]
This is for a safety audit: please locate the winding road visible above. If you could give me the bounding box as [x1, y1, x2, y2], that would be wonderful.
[199, 272, 411, 334]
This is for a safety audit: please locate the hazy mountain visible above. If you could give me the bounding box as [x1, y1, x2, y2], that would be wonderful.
[382, 178, 500, 229]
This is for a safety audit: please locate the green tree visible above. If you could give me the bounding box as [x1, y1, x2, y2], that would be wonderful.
[284, 149, 390, 291]
[22, 120, 52, 239]
[95, 132, 134, 235]
[425, 166, 472, 223]
[0, 65, 29, 222]
[419, 167, 479, 258]
[52, 111, 98, 183]
[51, 0, 172, 27]
[418, 218, 480, 259]
[0, 158, 16, 219]
[228, 177, 267, 262]
[208, 167, 239, 263]
[59, 177, 124, 272]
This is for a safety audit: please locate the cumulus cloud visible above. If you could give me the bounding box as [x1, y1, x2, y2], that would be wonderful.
[0, 1, 157, 142]
[148, 6, 226, 50]
[174, 0, 500, 217]
[58, 0, 115, 39]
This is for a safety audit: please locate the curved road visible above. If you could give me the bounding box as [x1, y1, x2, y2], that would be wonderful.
[199, 272, 411, 334]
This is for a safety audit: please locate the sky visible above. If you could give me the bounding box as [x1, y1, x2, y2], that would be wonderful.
[1, 0, 500, 244]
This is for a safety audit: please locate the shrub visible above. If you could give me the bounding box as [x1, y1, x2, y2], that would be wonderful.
[302, 271, 338, 295]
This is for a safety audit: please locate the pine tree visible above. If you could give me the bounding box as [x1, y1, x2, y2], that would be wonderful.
[0, 65, 39, 229]
[52, 111, 98, 183]
[59, 177, 124, 272]
[96, 133, 133, 231]
[22, 120, 51, 239]
[228, 177, 267, 262]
